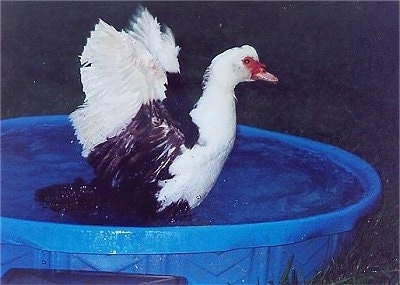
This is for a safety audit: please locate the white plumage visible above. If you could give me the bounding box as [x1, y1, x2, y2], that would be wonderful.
[69, 7, 278, 216]
[71, 8, 179, 157]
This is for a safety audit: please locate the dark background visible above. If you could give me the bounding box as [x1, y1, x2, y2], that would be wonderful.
[1, 1, 399, 281]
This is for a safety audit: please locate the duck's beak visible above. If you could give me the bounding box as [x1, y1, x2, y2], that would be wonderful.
[251, 67, 279, 84]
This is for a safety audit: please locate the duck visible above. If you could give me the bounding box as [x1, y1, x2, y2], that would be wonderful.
[35, 6, 278, 222]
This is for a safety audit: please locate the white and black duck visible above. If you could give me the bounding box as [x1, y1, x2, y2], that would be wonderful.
[35, 7, 278, 222]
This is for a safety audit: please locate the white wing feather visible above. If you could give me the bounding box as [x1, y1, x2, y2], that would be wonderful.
[70, 9, 180, 157]
[127, 7, 180, 72]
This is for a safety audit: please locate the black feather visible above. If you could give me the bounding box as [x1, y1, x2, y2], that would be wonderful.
[35, 100, 192, 222]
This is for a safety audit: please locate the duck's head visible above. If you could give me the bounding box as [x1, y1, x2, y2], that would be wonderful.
[205, 45, 278, 88]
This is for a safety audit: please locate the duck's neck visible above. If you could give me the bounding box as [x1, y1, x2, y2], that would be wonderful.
[190, 71, 237, 149]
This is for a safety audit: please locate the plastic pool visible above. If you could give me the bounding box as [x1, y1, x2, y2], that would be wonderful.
[1, 116, 381, 284]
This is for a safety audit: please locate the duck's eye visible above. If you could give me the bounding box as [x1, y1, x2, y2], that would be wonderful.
[243, 58, 250, 65]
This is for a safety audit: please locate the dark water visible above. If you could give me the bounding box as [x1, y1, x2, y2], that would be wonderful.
[1, 116, 366, 226]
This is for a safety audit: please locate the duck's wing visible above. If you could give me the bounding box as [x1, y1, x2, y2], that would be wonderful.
[70, 8, 180, 157]
[87, 100, 185, 190]
[126, 6, 180, 73]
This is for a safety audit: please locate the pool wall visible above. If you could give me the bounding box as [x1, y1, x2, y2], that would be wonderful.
[1, 224, 354, 284]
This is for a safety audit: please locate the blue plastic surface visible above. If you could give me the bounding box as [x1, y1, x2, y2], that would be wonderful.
[1, 116, 381, 283]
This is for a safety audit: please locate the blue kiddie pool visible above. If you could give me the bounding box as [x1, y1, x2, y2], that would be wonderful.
[1, 116, 381, 284]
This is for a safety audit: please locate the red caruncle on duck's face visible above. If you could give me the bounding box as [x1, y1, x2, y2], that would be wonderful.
[242, 56, 278, 84]
[242, 56, 265, 73]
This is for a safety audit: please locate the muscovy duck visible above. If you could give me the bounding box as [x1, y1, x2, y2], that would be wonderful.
[35, 7, 278, 221]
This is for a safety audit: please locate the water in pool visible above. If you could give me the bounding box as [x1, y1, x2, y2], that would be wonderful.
[1, 116, 365, 226]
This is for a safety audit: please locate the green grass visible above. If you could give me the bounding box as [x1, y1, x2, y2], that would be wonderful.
[308, 211, 399, 285]
[265, 208, 399, 285]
